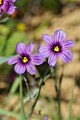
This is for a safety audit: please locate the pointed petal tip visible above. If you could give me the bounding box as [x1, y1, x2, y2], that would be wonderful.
[60, 50, 73, 63]
[16, 42, 27, 56]
[62, 40, 75, 49]
[7, 56, 19, 65]
[53, 29, 66, 42]
[26, 42, 34, 55]
[42, 34, 54, 45]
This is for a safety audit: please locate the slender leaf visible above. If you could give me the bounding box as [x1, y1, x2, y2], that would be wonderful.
[4, 76, 20, 107]
[10, 76, 21, 94]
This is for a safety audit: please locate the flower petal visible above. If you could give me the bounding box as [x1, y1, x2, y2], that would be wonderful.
[10, 0, 16, 2]
[6, 3, 16, 14]
[8, 56, 20, 65]
[14, 63, 26, 74]
[62, 40, 74, 49]
[0, 9, 2, 16]
[39, 46, 51, 58]
[16, 42, 27, 56]
[60, 50, 73, 63]
[26, 42, 34, 55]
[48, 53, 58, 66]
[27, 63, 36, 75]
[42, 34, 54, 45]
[31, 53, 43, 65]
[2, 1, 9, 13]
[53, 30, 66, 42]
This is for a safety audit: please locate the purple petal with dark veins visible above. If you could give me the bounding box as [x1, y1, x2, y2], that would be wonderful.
[8, 56, 20, 65]
[60, 50, 73, 63]
[39, 46, 51, 58]
[14, 63, 26, 74]
[31, 53, 43, 65]
[42, 34, 54, 45]
[62, 40, 74, 49]
[48, 53, 58, 66]
[27, 63, 36, 75]
[16, 42, 27, 56]
[2, 1, 9, 13]
[53, 30, 66, 42]
[26, 42, 34, 55]
[6, 3, 16, 14]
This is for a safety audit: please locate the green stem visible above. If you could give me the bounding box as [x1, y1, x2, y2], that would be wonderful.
[28, 78, 43, 116]
[50, 66, 62, 120]
[54, 66, 61, 120]
[28, 67, 50, 116]
[20, 78, 26, 120]
[57, 85, 61, 120]
[68, 83, 74, 120]
[24, 77, 32, 110]
[58, 64, 64, 120]
[50, 66, 58, 92]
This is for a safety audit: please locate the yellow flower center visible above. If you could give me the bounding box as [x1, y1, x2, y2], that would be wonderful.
[0, 0, 2, 4]
[22, 57, 28, 63]
[54, 46, 60, 52]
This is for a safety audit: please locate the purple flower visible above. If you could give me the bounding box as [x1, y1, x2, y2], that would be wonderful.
[8, 42, 43, 75]
[0, 0, 16, 16]
[39, 30, 74, 66]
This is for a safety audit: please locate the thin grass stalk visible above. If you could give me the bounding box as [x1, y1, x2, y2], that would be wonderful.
[68, 82, 74, 120]
[28, 67, 50, 116]
[20, 77, 26, 120]
[50, 65, 62, 120]
[24, 77, 32, 111]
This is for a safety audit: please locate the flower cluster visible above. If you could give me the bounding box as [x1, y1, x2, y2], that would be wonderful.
[8, 30, 74, 75]
[0, 0, 16, 16]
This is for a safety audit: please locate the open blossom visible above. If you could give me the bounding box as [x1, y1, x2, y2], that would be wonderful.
[0, 0, 16, 16]
[39, 30, 74, 66]
[8, 42, 43, 75]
